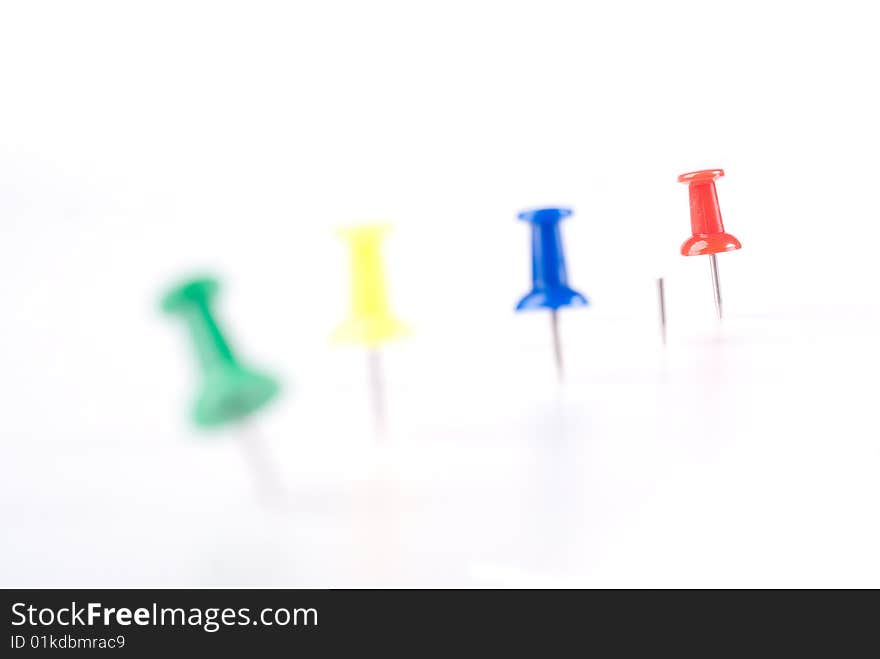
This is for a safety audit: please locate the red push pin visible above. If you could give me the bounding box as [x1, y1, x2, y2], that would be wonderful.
[678, 169, 741, 319]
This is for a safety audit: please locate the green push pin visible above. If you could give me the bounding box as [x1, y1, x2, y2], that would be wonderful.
[161, 276, 283, 501]
[161, 277, 280, 428]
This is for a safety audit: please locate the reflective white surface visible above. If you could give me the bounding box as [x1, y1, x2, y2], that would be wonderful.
[4, 314, 879, 587]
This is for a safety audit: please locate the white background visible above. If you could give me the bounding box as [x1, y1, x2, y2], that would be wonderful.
[1, 0, 879, 586]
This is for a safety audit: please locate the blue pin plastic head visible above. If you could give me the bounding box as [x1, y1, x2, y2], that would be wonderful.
[515, 207, 588, 312]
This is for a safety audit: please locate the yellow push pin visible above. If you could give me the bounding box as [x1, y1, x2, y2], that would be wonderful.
[334, 224, 408, 437]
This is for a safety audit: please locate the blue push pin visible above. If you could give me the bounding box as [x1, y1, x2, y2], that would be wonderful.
[516, 207, 588, 381]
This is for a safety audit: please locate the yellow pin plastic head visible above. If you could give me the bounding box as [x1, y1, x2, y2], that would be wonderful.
[333, 224, 409, 347]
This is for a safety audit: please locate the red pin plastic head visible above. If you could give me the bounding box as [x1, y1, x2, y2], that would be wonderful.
[678, 169, 741, 256]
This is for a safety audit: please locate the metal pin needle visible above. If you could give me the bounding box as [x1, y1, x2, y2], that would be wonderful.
[709, 254, 723, 320]
[550, 309, 564, 382]
[238, 424, 285, 506]
[367, 348, 387, 438]
[657, 277, 667, 345]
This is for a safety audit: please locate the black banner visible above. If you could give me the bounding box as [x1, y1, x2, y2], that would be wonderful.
[2, 589, 875, 655]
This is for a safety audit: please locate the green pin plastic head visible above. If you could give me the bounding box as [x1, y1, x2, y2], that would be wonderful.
[161, 276, 280, 429]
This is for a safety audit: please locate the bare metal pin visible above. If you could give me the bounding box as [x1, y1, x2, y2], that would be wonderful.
[657, 277, 667, 345]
